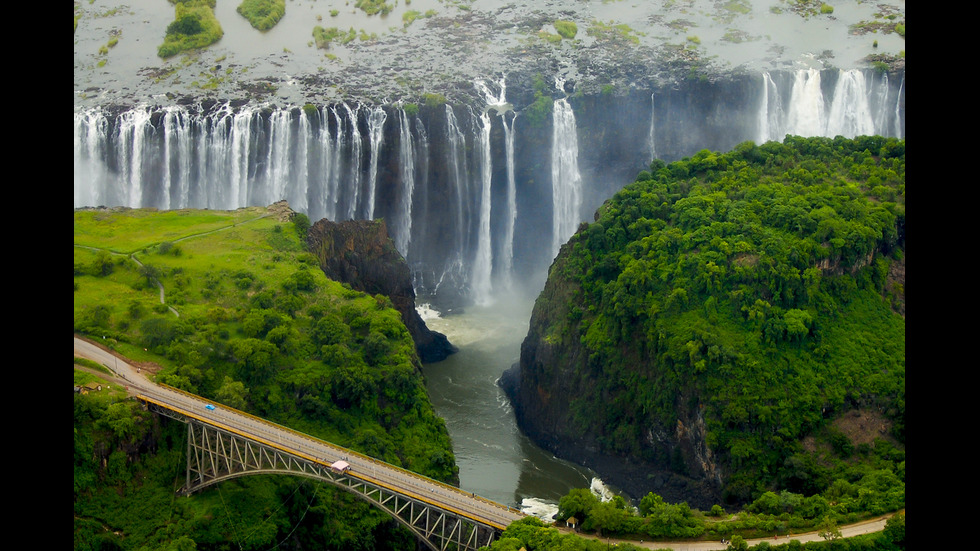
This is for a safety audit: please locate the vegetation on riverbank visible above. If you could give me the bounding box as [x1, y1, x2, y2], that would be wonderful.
[545, 480, 903, 545]
[237, 0, 285, 31]
[74, 205, 457, 549]
[489, 513, 905, 550]
[158, 0, 223, 58]
[313, 25, 357, 49]
[517, 135, 905, 509]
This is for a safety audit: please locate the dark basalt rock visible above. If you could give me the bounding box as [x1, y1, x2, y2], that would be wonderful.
[308, 218, 457, 363]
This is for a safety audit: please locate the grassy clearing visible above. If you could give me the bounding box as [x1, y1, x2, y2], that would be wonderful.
[74, 208, 263, 253]
[237, 0, 285, 31]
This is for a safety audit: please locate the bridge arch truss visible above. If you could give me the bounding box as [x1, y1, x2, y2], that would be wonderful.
[146, 401, 501, 551]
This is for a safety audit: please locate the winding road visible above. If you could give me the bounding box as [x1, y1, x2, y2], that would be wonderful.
[73, 336, 524, 532]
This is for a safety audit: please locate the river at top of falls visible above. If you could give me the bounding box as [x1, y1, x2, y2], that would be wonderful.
[419, 299, 617, 518]
[73, 0, 905, 108]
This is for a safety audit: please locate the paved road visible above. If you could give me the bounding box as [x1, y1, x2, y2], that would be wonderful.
[567, 512, 894, 550]
[75, 336, 896, 549]
[74, 337, 524, 531]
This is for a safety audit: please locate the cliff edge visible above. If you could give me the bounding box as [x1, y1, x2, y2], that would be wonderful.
[308, 218, 457, 363]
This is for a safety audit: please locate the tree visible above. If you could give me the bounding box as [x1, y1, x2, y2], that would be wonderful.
[293, 212, 311, 239]
[818, 517, 842, 541]
[583, 501, 630, 535]
[216, 376, 248, 410]
[882, 514, 905, 549]
[727, 535, 748, 551]
[557, 488, 599, 522]
[91, 251, 115, 276]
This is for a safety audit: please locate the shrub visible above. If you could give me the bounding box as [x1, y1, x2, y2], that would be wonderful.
[554, 20, 578, 39]
[159, 1, 224, 58]
[237, 0, 285, 31]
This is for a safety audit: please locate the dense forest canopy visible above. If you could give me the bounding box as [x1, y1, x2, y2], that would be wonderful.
[524, 135, 905, 503]
[74, 209, 455, 549]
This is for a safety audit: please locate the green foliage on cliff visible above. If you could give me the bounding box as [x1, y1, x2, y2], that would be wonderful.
[538, 136, 905, 502]
[237, 0, 285, 31]
[159, 0, 223, 58]
[524, 74, 554, 127]
[74, 207, 457, 548]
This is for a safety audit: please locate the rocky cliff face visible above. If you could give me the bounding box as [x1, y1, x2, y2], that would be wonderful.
[501, 240, 723, 508]
[307, 218, 457, 363]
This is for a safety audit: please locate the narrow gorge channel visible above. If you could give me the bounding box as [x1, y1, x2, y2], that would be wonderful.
[420, 299, 612, 517]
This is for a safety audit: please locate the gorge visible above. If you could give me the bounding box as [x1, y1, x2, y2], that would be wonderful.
[75, 0, 906, 541]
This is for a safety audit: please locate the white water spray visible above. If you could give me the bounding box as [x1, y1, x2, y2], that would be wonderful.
[366, 105, 387, 219]
[395, 107, 416, 256]
[471, 110, 494, 305]
[550, 81, 583, 258]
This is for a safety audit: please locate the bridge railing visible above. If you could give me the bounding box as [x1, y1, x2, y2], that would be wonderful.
[148, 384, 524, 518]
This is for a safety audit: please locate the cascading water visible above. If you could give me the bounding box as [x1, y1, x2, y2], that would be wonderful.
[471, 110, 494, 305]
[74, 68, 904, 306]
[343, 103, 363, 221]
[757, 72, 784, 144]
[326, 105, 344, 221]
[785, 68, 826, 137]
[647, 93, 657, 161]
[117, 107, 153, 207]
[265, 109, 293, 209]
[825, 70, 875, 138]
[366, 105, 387, 220]
[475, 76, 517, 293]
[550, 82, 583, 258]
[395, 108, 416, 257]
[441, 104, 470, 297]
[758, 68, 901, 141]
[499, 111, 517, 292]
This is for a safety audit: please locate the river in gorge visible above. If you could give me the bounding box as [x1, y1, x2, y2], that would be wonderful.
[419, 298, 615, 518]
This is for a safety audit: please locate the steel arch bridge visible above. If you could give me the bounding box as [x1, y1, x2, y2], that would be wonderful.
[143, 397, 512, 551]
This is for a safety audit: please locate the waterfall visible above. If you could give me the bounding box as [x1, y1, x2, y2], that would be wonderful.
[499, 111, 517, 291]
[395, 107, 416, 257]
[411, 118, 430, 266]
[648, 93, 657, 161]
[550, 98, 583, 258]
[758, 72, 784, 143]
[893, 73, 904, 138]
[292, 110, 311, 213]
[443, 104, 469, 294]
[116, 107, 153, 207]
[343, 103, 363, 220]
[326, 106, 344, 221]
[366, 105, 387, 220]
[785, 68, 826, 137]
[471, 110, 494, 305]
[309, 106, 331, 221]
[826, 70, 874, 137]
[73, 69, 904, 306]
[265, 109, 292, 208]
[760, 68, 901, 141]
[74, 108, 108, 208]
